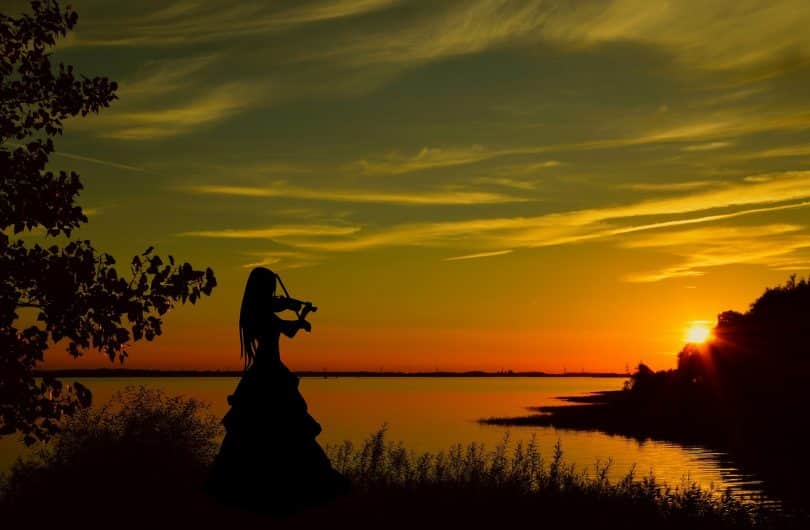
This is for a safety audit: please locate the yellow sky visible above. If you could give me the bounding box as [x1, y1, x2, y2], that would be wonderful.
[18, 0, 809, 372]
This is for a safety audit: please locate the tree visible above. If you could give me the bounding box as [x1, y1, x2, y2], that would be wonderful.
[1, 1, 217, 445]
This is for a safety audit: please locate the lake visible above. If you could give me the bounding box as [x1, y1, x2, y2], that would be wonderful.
[0, 376, 767, 502]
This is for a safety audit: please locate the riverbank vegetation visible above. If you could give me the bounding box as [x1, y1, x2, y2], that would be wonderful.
[484, 276, 810, 509]
[1, 387, 805, 529]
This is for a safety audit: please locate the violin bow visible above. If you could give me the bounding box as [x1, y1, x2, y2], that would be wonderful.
[275, 273, 301, 319]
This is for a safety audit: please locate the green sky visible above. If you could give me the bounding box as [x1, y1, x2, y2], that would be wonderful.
[18, 0, 810, 372]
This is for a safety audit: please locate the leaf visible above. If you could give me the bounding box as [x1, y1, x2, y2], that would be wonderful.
[1, 1, 216, 441]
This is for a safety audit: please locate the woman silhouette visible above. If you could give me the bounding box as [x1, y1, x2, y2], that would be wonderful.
[207, 267, 348, 512]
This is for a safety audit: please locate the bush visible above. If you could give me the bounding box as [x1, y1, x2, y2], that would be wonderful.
[1, 386, 221, 512]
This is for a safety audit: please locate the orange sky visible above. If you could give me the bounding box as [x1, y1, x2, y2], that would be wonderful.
[24, 0, 810, 373]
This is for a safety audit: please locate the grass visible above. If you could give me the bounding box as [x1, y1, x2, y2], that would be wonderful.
[1, 386, 805, 529]
[324, 427, 790, 529]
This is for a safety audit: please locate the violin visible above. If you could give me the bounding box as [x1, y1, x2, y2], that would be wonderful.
[274, 273, 317, 323]
[273, 296, 317, 319]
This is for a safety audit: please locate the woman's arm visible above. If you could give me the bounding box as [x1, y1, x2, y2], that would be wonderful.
[270, 296, 301, 313]
[278, 317, 311, 338]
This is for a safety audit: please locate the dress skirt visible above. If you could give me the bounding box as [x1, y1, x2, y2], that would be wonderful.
[206, 357, 349, 513]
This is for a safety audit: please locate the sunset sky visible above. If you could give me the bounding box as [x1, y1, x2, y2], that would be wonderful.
[24, 0, 810, 372]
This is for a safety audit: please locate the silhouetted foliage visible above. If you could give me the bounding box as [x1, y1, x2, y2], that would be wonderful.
[669, 275, 810, 395]
[1, 386, 221, 510]
[629, 362, 656, 391]
[324, 428, 785, 529]
[3, 418, 801, 529]
[625, 278, 810, 505]
[619, 275, 810, 397]
[0, 1, 216, 444]
[487, 275, 810, 509]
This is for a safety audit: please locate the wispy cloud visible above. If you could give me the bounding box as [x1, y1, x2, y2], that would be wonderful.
[565, 112, 810, 153]
[186, 183, 526, 205]
[285, 217, 527, 252]
[306, 0, 810, 81]
[587, 171, 810, 221]
[495, 161, 562, 176]
[328, 1, 554, 67]
[103, 82, 263, 139]
[681, 141, 733, 152]
[6, 144, 144, 172]
[353, 145, 569, 175]
[472, 177, 539, 191]
[444, 249, 513, 261]
[178, 225, 360, 239]
[354, 145, 508, 175]
[241, 250, 320, 270]
[353, 145, 567, 177]
[278, 171, 810, 255]
[62, 51, 270, 140]
[51, 151, 142, 171]
[68, 0, 400, 48]
[622, 180, 718, 192]
[175, 171, 810, 260]
[603, 201, 810, 238]
[120, 54, 221, 99]
[59, 0, 810, 155]
[622, 225, 810, 282]
[737, 144, 810, 160]
[349, 110, 810, 176]
[543, 0, 810, 70]
[623, 224, 802, 249]
[68, 0, 810, 76]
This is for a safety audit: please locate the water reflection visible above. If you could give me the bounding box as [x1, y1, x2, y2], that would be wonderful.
[0, 377, 770, 503]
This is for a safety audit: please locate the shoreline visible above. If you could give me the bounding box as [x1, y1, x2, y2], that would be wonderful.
[35, 369, 629, 378]
[481, 389, 810, 509]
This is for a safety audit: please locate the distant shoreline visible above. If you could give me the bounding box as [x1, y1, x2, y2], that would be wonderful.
[35, 369, 629, 378]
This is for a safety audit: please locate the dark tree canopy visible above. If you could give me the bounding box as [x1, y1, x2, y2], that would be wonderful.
[1, 1, 217, 445]
[631, 275, 810, 397]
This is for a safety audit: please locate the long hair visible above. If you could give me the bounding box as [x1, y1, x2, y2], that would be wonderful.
[239, 267, 277, 369]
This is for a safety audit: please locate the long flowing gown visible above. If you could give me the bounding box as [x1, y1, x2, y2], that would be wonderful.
[206, 316, 349, 513]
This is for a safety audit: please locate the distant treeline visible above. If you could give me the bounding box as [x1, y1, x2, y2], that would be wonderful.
[34, 368, 627, 378]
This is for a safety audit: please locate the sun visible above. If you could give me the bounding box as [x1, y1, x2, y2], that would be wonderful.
[684, 321, 712, 344]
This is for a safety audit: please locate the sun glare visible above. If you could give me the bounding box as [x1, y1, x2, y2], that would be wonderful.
[684, 321, 712, 344]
